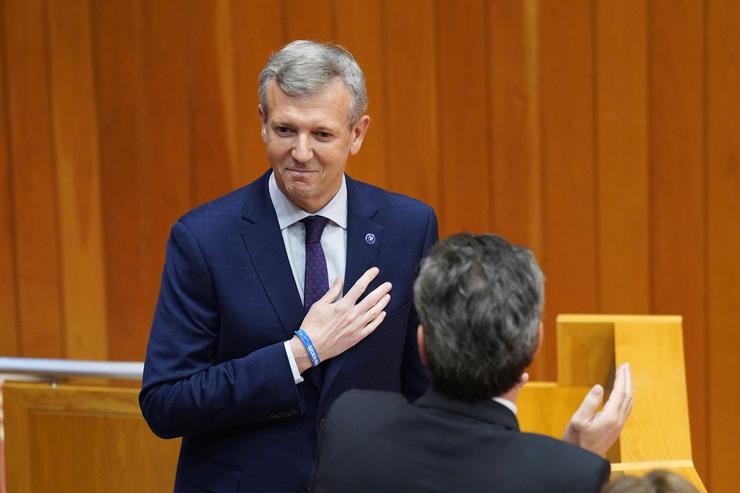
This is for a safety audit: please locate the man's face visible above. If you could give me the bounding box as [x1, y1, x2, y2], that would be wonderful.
[259, 78, 369, 212]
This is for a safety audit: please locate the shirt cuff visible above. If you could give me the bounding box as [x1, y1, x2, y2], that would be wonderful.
[284, 340, 304, 384]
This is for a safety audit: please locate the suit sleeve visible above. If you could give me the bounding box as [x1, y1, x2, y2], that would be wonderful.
[400, 207, 438, 400]
[139, 221, 302, 439]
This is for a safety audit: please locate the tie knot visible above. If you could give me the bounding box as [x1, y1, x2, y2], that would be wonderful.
[302, 216, 329, 245]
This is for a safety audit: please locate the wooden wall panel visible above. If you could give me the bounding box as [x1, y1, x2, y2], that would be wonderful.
[383, 0, 440, 216]
[90, 0, 150, 361]
[488, 0, 546, 379]
[436, 0, 490, 234]
[488, 0, 542, 255]
[231, 0, 284, 183]
[595, 0, 650, 314]
[187, 0, 240, 204]
[283, 0, 333, 42]
[131, 0, 193, 360]
[3, 0, 64, 357]
[649, 0, 707, 476]
[335, 0, 388, 188]
[706, 1, 740, 490]
[0, 1, 18, 356]
[539, 0, 597, 379]
[46, 0, 107, 360]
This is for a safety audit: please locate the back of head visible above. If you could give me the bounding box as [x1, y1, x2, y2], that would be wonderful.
[258, 40, 367, 125]
[601, 471, 699, 493]
[413, 233, 544, 401]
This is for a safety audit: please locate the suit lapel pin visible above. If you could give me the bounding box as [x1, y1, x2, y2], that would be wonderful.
[365, 233, 376, 245]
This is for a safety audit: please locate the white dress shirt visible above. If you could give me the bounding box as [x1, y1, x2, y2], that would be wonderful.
[269, 172, 348, 384]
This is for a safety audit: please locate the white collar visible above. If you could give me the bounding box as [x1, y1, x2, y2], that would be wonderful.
[492, 397, 518, 416]
[268, 171, 348, 230]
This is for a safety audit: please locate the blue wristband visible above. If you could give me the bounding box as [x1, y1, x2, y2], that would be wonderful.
[295, 329, 320, 367]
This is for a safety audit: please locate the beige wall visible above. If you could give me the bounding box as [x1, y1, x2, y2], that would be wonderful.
[0, 0, 737, 489]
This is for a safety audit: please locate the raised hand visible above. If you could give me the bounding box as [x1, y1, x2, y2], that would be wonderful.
[562, 363, 634, 457]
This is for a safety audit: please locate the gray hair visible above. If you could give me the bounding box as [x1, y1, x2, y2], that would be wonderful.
[413, 233, 544, 401]
[258, 40, 368, 125]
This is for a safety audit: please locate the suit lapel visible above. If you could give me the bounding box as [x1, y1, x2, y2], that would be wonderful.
[321, 178, 383, 398]
[240, 172, 304, 340]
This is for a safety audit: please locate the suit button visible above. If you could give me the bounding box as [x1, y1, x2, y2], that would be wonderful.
[318, 418, 326, 431]
[302, 484, 312, 493]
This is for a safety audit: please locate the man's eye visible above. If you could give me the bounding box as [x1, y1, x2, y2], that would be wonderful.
[275, 127, 293, 136]
[315, 131, 332, 140]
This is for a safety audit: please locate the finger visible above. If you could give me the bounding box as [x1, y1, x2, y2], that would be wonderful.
[360, 310, 387, 337]
[359, 293, 391, 326]
[317, 276, 344, 304]
[603, 363, 629, 416]
[354, 281, 392, 313]
[571, 384, 604, 422]
[341, 267, 380, 305]
[619, 363, 634, 417]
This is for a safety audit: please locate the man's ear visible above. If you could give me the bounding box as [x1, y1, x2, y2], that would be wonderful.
[349, 115, 370, 155]
[257, 104, 268, 142]
[532, 321, 544, 358]
[416, 325, 428, 367]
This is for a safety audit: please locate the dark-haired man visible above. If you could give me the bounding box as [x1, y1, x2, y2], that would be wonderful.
[313, 233, 632, 493]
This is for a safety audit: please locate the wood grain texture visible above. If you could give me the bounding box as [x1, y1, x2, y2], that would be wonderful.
[335, 0, 388, 188]
[706, 1, 740, 490]
[231, 0, 284, 184]
[436, 0, 490, 234]
[539, 0, 598, 379]
[488, 0, 542, 254]
[649, 0, 707, 477]
[128, 0, 194, 360]
[46, 0, 107, 360]
[187, 0, 240, 205]
[595, 0, 650, 314]
[3, 382, 179, 493]
[383, 0, 441, 216]
[90, 0, 150, 361]
[3, 0, 64, 357]
[283, 0, 333, 42]
[0, 2, 19, 356]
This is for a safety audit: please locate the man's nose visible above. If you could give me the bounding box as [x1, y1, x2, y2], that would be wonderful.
[291, 134, 313, 163]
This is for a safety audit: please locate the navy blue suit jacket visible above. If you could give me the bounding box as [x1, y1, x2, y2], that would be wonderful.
[140, 171, 437, 492]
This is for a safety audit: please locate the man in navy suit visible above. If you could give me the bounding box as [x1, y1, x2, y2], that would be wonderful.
[313, 233, 633, 492]
[139, 40, 437, 492]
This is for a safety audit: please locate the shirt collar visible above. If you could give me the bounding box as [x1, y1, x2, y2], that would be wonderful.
[268, 171, 347, 230]
[492, 397, 518, 416]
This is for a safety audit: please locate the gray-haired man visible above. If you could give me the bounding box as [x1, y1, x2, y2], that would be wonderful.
[140, 41, 437, 492]
[314, 233, 632, 493]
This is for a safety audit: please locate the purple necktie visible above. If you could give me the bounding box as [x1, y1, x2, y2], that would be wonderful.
[302, 216, 330, 310]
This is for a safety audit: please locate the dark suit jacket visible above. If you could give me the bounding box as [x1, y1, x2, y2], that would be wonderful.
[313, 389, 611, 493]
[139, 171, 437, 492]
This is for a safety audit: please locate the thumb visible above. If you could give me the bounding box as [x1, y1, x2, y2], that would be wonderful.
[318, 277, 343, 304]
[572, 384, 604, 421]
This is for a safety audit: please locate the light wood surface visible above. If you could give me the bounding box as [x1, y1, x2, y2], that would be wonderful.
[519, 315, 706, 492]
[3, 381, 179, 493]
[0, 1, 737, 489]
